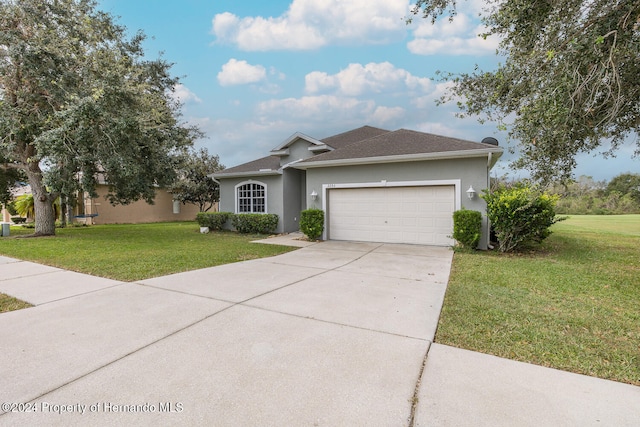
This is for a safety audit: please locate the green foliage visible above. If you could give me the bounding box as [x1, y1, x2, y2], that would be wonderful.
[411, 0, 640, 183]
[605, 173, 640, 204]
[0, 156, 25, 205]
[483, 185, 562, 252]
[231, 214, 279, 234]
[171, 148, 225, 212]
[13, 194, 61, 220]
[13, 194, 35, 219]
[551, 175, 640, 215]
[452, 209, 482, 250]
[196, 212, 231, 231]
[0, 0, 199, 235]
[300, 209, 324, 240]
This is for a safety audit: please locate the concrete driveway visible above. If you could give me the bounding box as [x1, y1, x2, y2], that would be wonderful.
[0, 240, 451, 426]
[1, 239, 639, 426]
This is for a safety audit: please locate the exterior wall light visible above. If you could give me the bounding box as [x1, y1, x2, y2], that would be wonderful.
[310, 190, 318, 200]
[466, 185, 476, 200]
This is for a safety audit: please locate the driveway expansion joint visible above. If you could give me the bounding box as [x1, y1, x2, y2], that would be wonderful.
[32, 282, 127, 307]
[407, 341, 432, 427]
[0, 268, 63, 283]
[241, 303, 430, 342]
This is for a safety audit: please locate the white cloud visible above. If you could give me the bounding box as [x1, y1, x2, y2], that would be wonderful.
[170, 84, 201, 104]
[305, 62, 431, 96]
[369, 106, 405, 123]
[211, 0, 409, 51]
[217, 59, 267, 86]
[408, 4, 500, 56]
[212, 12, 239, 38]
[411, 81, 461, 109]
[415, 121, 469, 140]
[257, 95, 377, 120]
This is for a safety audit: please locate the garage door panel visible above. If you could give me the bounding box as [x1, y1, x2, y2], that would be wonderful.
[401, 217, 417, 227]
[328, 185, 455, 246]
[435, 217, 453, 227]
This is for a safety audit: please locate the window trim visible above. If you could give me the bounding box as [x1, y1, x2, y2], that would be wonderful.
[234, 180, 268, 214]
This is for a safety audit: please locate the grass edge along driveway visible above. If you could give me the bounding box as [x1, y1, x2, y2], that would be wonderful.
[436, 215, 639, 386]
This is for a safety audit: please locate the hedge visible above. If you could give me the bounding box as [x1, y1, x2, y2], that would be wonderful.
[452, 209, 482, 249]
[300, 209, 324, 240]
[196, 212, 231, 231]
[231, 213, 279, 234]
[483, 185, 562, 252]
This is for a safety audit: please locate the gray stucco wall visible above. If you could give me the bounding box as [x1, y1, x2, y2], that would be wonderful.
[304, 156, 492, 248]
[280, 139, 315, 166]
[282, 168, 304, 233]
[218, 175, 286, 233]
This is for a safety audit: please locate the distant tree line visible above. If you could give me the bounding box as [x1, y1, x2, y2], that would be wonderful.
[494, 173, 640, 215]
[552, 173, 640, 215]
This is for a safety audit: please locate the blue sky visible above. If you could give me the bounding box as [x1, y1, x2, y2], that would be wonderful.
[97, 0, 637, 182]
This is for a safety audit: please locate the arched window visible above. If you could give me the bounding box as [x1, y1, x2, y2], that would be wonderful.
[236, 182, 266, 213]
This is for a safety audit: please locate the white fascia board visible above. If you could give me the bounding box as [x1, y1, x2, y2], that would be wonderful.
[488, 150, 503, 168]
[270, 148, 290, 157]
[281, 158, 304, 169]
[211, 170, 282, 179]
[293, 148, 504, 170]
[271, 132, 326, 152]
[309, 144, 334, 152]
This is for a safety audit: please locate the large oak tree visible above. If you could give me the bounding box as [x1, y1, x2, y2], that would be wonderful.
[0, 0, 199, 235]
[412, 0, 640, 182]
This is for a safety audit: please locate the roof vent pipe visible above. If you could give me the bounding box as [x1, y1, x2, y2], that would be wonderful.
[481, 137, 499, 146]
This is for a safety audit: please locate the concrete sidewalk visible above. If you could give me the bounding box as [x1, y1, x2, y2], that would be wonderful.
[0, 240, 639, 426]
[416, 343, 640, 426]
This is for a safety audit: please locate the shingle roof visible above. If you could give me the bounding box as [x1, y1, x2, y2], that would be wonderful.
[321, 125, 391, 149]
[214, 155, 281, 176]
[300, 129, 500, 164]
[214, 126, 502, 177]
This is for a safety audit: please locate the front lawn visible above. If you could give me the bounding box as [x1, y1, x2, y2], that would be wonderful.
[0, 293, 33, 313]
[437, 215, 640, 386]
[0, 222, 295, 282]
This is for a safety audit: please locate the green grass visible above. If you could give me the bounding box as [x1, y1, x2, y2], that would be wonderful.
[0, 293, 33, 313]
[437, 215, 640, 386]
[0, 222, 295, 282]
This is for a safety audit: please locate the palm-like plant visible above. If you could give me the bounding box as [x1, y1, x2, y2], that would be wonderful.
[14, 194, 35, 220]
[14, 194, 60, 222]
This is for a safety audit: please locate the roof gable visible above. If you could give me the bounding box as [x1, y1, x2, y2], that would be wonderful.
[270, 132, 325, 153]
[213, 155, 282, 178]
[321, 125, 390, 149]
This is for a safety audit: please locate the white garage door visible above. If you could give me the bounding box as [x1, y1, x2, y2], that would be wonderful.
[328, 186, 455, 246]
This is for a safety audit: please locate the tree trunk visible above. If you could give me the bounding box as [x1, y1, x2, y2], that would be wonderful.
[25, 162, 57, 236]
[66, 200, 74, 225]
[34, 195, 56, 235]
[59, 195, 67, 227]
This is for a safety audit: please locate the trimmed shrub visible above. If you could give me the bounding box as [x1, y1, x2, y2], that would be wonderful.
[482, 185, 562, 252]
[196, 212, 231, 231]
[452, 209, 482, 249]
[231, 213, 279, 234]
[300, 209, 324, 240]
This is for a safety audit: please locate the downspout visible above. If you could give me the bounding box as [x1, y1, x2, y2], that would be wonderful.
[486, 152, 494, 250]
